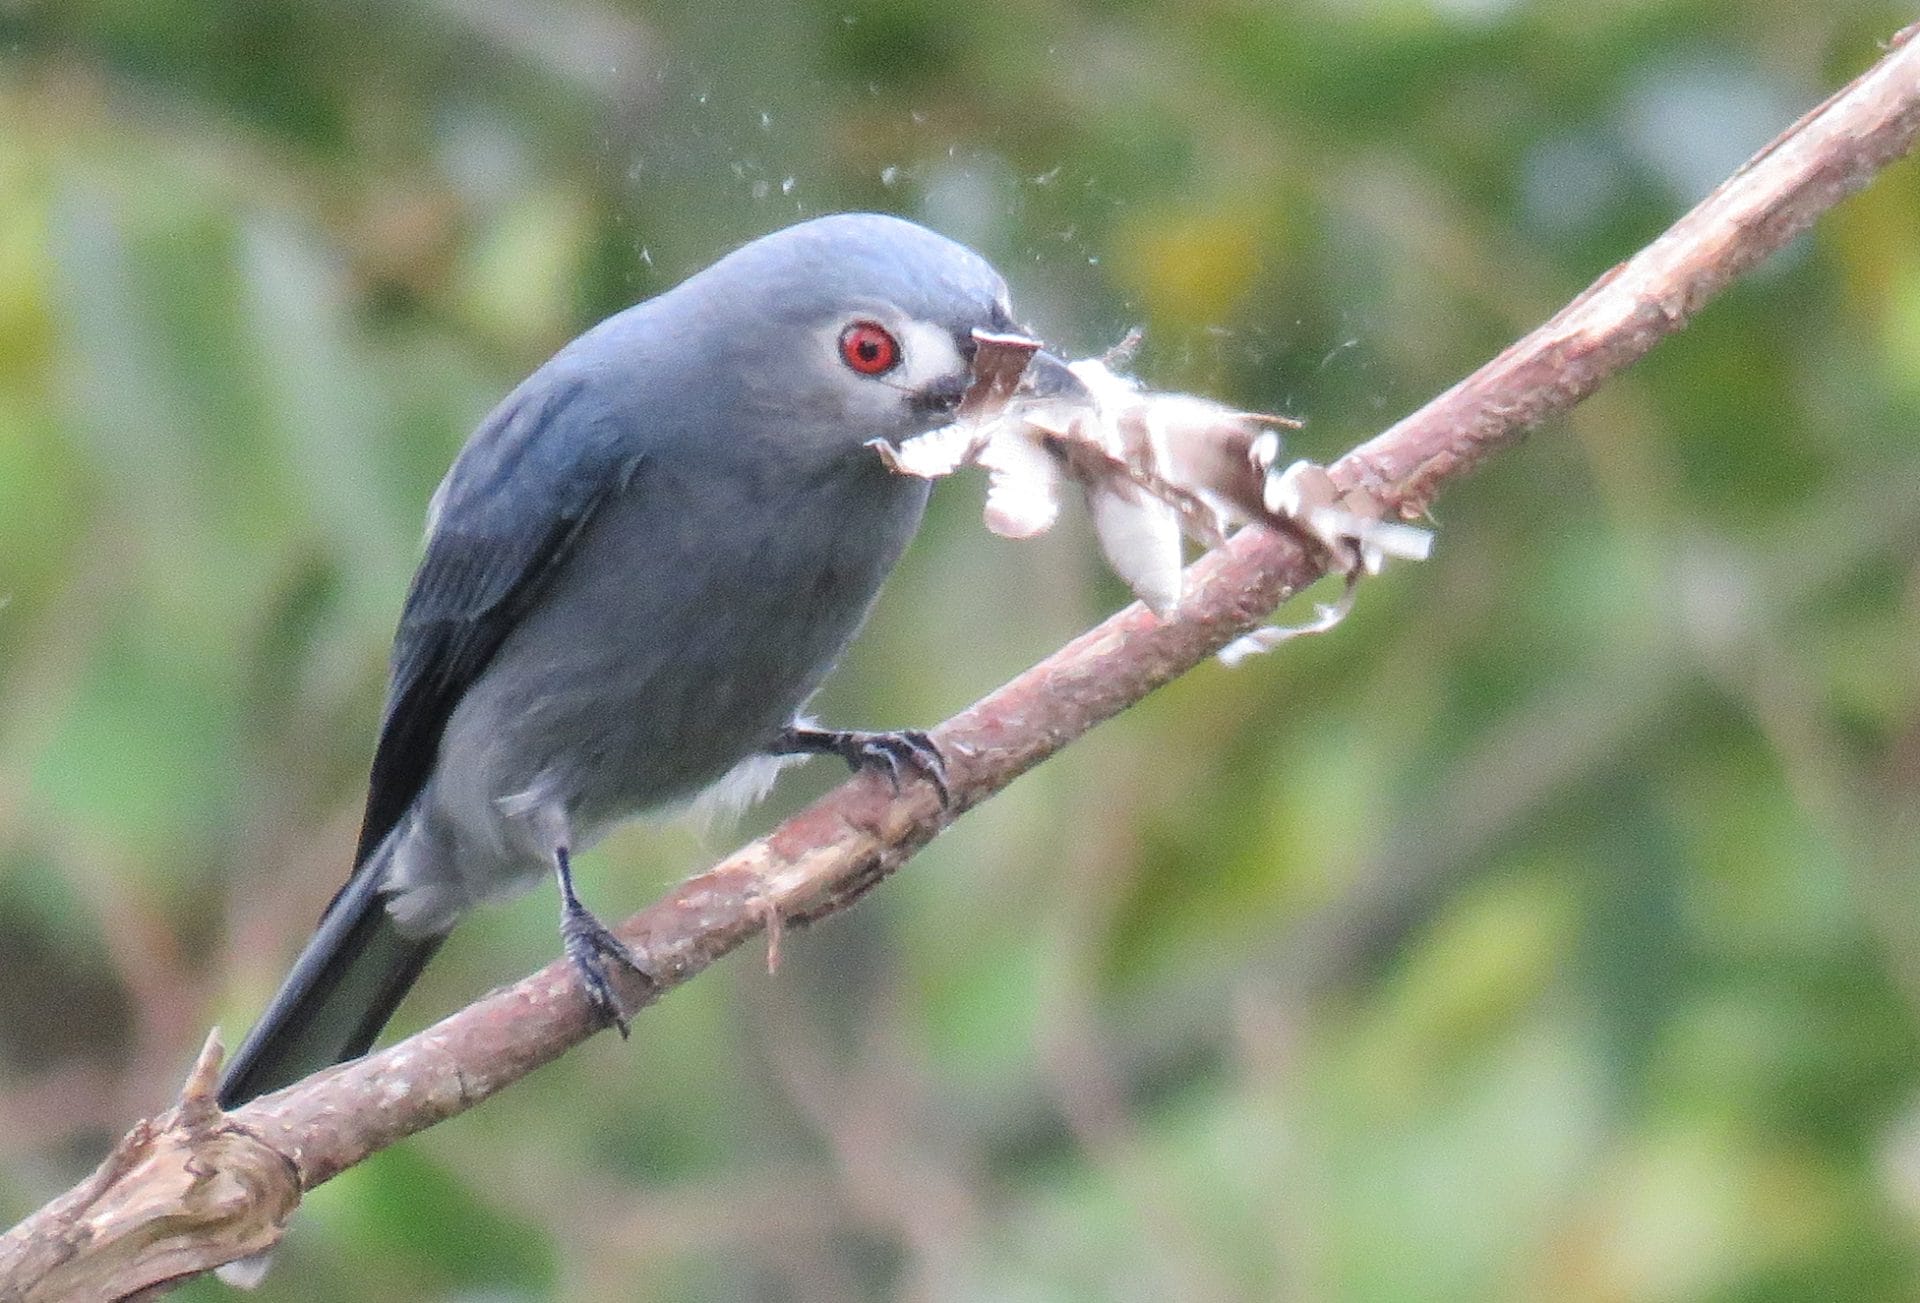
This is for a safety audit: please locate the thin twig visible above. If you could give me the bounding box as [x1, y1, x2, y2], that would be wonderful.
[5, 25, 1920, 1301]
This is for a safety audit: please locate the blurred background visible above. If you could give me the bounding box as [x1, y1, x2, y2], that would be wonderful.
[3, 1, 1919, 1299]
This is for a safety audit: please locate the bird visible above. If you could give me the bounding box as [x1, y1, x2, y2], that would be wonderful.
[216, 212, 1055, 1109]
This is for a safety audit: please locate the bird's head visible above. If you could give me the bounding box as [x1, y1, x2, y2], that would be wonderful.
[660, 213, 1062, 458]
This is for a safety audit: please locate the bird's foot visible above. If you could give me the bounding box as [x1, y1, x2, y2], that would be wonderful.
[560, 898, 651, 1037]
[777, 725, 952, 806]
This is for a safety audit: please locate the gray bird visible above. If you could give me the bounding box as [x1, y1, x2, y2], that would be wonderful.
[218, 213, 1057, 1108]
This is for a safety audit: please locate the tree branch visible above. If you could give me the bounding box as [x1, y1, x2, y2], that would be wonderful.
[7, 25, 1920, 1300]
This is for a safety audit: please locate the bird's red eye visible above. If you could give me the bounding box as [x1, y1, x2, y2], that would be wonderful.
[838, 321, 900, 375]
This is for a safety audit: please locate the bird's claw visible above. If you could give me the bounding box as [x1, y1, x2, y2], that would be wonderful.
[778, 725, 952, 806]
[850, 728, 951, 804]
[560, 902, 651, 1037]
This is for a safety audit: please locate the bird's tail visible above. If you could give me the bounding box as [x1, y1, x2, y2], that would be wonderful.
[218, 840, 444, 1108]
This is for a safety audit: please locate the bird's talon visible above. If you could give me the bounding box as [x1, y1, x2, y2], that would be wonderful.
[561, 903, 650, 1034]
[777, 725, 954, 807]
[852, 729, 951, 805]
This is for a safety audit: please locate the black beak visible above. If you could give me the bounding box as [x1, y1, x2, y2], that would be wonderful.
[957, 329, 1093, 419]
[1016, 347, 1094, 405]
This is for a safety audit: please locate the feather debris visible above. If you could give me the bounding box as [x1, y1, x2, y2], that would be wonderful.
[870, 339, 1432, 659]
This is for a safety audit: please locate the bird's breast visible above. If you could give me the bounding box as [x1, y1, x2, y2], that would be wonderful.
[437, 448, 930, 850]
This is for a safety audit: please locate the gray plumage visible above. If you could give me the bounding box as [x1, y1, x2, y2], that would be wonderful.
[219, 213, 1025, 1107]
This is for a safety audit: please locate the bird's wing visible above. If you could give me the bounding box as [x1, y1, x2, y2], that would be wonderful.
[353, 369, 643, 867]
[221, 371, 645, 1104]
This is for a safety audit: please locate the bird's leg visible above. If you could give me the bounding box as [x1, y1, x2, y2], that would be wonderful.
[775, 725, 952, 806]
[553, 845, 650, 1037]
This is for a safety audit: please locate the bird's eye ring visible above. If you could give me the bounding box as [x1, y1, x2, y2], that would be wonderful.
[838, 321, 900, 375]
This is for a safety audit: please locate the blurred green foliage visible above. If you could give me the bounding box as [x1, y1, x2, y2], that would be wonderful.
[3, 1, 1919, 1299]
